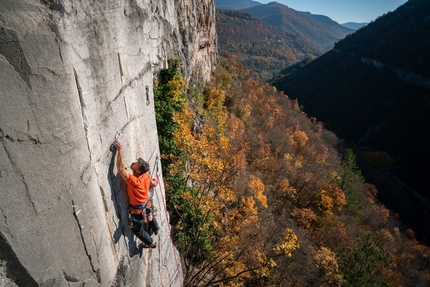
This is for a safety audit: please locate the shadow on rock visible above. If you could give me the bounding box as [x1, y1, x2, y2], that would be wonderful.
[108, 144, 138, 255]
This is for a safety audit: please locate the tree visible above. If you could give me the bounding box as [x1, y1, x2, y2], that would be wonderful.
[339, 234, 396, 287]
[165, 68, 294, 287]
[314, 246, 344, 286]
[334, 149, 365, 214]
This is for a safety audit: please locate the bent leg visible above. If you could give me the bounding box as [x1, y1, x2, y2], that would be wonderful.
[131, 216, 152, 244]
[149, 217, 160, 234]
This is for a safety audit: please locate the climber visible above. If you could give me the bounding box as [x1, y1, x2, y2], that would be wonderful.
[114, 139, 160, 248]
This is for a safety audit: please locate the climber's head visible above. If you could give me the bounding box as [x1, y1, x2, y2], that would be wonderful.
[138, 158, 150, 174]
[130, 157, 149, 175]
[130, 158, 149, 175]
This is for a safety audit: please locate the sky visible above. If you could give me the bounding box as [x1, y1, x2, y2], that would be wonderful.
[257, 0, 408, 24]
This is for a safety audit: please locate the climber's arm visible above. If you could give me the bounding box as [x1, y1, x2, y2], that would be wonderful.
[114, 140, 129, 180]
[150, 177, 159, 187]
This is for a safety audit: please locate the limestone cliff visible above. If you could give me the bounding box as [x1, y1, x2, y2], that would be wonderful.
[0, 0, 216, 286]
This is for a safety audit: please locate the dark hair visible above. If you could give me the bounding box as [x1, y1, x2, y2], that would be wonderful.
[137, 158, 150, 173]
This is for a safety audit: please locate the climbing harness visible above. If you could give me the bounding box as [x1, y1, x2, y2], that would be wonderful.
[128, 201, 149, 227]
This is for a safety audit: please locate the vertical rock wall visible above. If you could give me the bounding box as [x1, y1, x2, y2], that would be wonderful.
[0, 0, 216, 286]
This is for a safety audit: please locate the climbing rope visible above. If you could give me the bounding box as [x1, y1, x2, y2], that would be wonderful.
[153, 157, 183, 287]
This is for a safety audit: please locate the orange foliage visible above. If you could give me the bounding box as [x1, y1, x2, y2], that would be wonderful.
[291, 208, 317, 229]
[167, 55, 430, 286]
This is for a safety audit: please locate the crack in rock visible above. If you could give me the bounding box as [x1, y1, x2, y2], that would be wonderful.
[71, 201, 101, 283]
[1, 140, 38, 215]
[0, 128, 42, 145]
[63, 271, 78, 283]
[101, 62, 152, 117]
[0, 207, 11, 237]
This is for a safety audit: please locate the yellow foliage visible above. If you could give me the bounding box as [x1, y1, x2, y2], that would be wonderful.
[206, 87, 226, 110]
[316, 189, 335, 215]
[314, 247, 343, 286]
[274, 228, 300, 257]
[258, 257, 277, 278]
[291, 208, 317, 229]
[248, 176, 268, 208]
[239, 103, 252, 122]
[254, 250, 277, 277]
[240, 196, 258, 216]
[292, 130, 309, 146]
[294, 160, 303, 168]
[167, 74, 187, 107]
[284, 153, 292, 162]
[279, 179, 297, 200]
[315, 183, 346, 214]
[224, 260, 249, 280]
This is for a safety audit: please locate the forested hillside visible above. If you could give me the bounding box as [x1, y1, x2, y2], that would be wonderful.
[244, 2, 353, 51]
[216, 9, 322, 80]
[155, 59, 430, 286]
[272, 0, 430, 243]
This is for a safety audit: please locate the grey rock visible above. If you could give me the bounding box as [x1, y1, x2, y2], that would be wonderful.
[0, 0, 216, 286]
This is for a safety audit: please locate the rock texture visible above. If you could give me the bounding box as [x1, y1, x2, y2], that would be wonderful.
[0, 0, 216, 286]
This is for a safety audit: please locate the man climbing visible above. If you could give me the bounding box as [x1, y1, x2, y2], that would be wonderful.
[114, 139, 159, 248]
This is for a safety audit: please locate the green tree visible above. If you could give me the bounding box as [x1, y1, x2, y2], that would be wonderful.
[154, 59, 187, 170]
[334, 149, 365, 214]
[339, 234, 395, 287]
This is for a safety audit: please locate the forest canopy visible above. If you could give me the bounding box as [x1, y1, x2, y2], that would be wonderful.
[154, 58, 430, 287]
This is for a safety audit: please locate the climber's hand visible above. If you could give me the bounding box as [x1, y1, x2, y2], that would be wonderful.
[114, 140, 122, 151]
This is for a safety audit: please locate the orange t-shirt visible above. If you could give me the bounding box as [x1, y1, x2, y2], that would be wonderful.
[126, 173, 152, 209]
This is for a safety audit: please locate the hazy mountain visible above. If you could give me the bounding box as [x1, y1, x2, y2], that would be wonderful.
[272, 0, 430, 207]
[341, 22, 368, 30]
[216, 9, 322, 80]
[244, 2, 354, 51]
[305, 13, 355, 37]
[215, 0, 261, 10]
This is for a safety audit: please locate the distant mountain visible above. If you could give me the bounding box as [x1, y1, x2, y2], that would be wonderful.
[244, 2, 354, 51]
[305, 13, 355, 37]
[215, 0, 261, 10]
[216, 9, 322, 80]
[272, 0, 430, 206]
[341, 22, 368, 30]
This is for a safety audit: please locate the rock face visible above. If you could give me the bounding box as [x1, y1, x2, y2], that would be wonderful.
[0, 0, 216, 286]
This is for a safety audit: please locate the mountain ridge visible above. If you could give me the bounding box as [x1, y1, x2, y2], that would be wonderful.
[216, 9, 322, 79]
[341, 22, 368, 30]
[272, 0, 430, 238]
[215, 0, 354, 51]
[244, 2, 353, 51]
[215, 0, 261, 10]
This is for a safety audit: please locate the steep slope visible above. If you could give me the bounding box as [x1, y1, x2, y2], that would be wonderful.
[272, 0, 430, 205]
[216, 9, 322, 79]
[0, 0, 216, 286]
[244, 2, 354, 51]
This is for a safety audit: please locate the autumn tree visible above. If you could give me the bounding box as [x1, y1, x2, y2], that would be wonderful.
[154, 60, 302, 286]
[314, 246, 344, 286]
[154, 55, 430, 287]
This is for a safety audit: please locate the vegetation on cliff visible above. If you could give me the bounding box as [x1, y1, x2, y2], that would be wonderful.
[155, 59, 430, 286]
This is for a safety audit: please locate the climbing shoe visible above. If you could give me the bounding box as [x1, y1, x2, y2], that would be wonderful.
[140, 242, 156, 249]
